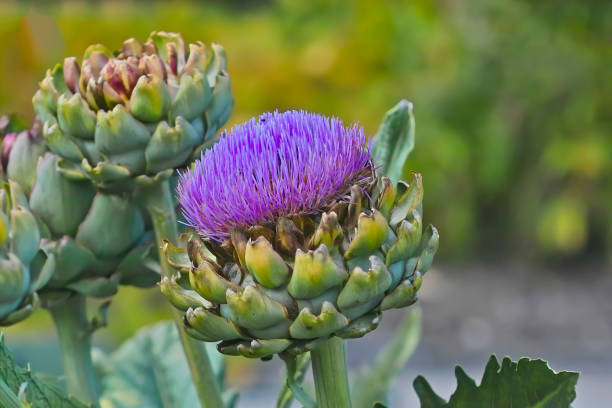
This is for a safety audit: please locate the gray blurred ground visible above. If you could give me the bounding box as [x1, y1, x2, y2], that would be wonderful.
[234, 263, 612, 407]
[8, 263, 612, 407]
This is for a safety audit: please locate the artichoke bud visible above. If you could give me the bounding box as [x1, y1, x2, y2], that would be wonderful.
[129, 75, 171, 122]
[244, 236, 289, 288]
[35, 31, 232, 188]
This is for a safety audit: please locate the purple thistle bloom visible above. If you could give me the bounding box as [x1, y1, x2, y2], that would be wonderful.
[178, 110, 373, 241]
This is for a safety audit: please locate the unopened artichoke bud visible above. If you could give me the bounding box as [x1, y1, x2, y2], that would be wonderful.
[0, 181, 55, 326]
[33, 31, 233, 192]
[161, 111, 439, 359]
[0, 116, 159, 307]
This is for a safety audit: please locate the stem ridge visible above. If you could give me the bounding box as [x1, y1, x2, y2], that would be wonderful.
[311, 336, 352, 408]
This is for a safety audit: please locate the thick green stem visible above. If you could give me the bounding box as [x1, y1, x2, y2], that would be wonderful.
[144, 176, 225, 408]
[311, 336, 352, 408]
[48, 294, 99, 405]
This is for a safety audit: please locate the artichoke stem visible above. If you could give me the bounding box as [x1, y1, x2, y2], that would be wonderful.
[49, 294, 99, 406]
[144, 176, 225, 408]
[311, 336, 352, 408]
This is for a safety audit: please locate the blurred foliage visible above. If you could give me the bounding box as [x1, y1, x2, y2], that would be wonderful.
[0, 0, 609, 262]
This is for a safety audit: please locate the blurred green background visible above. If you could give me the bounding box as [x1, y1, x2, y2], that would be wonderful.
[1, 0, 610, 364]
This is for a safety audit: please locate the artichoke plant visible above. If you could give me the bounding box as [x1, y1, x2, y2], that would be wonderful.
[161, 111, 439, 359]
[0, 115, 157, 304]
[33, 31, 233, 192]
[30, 31, 234, 407]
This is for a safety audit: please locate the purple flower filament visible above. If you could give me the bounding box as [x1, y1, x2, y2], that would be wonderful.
[178, 110, 373, 241]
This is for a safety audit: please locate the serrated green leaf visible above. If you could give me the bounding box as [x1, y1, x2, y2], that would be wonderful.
[351, 308, 421, 408]
[371, 99, 415, 185]
[0, 333, 89, 408]
[413, 355, 579, 408]
[95, 321, 235, 408]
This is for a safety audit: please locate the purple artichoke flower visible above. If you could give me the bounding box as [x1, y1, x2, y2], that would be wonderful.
[162, 109, 438, 359]
[178, 110, 373, 242]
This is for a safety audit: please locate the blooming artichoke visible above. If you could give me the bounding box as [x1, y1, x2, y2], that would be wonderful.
[33, 31, 233, 192]
[0, 115, 157, 307]
[161, 111, 439, 359]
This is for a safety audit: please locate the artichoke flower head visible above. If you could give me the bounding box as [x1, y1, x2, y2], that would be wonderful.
[34, 31, 233, 192]
[162, 110, 439, 359]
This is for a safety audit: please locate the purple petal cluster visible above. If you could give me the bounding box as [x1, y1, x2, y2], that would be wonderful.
[178, 110, 373, 241]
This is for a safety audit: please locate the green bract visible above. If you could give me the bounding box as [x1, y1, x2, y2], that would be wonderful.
[33, 31, 233, 192]
[161, 172, 439, 359]
[0, 118, 157, 312]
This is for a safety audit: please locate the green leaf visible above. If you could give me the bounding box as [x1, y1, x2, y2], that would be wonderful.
[351, 308, 421, 408]
[413, 355, 579, 408]
[371, 99, 415, 185]
[95, 321, 236, 408]
[0, 333, 89, 408]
